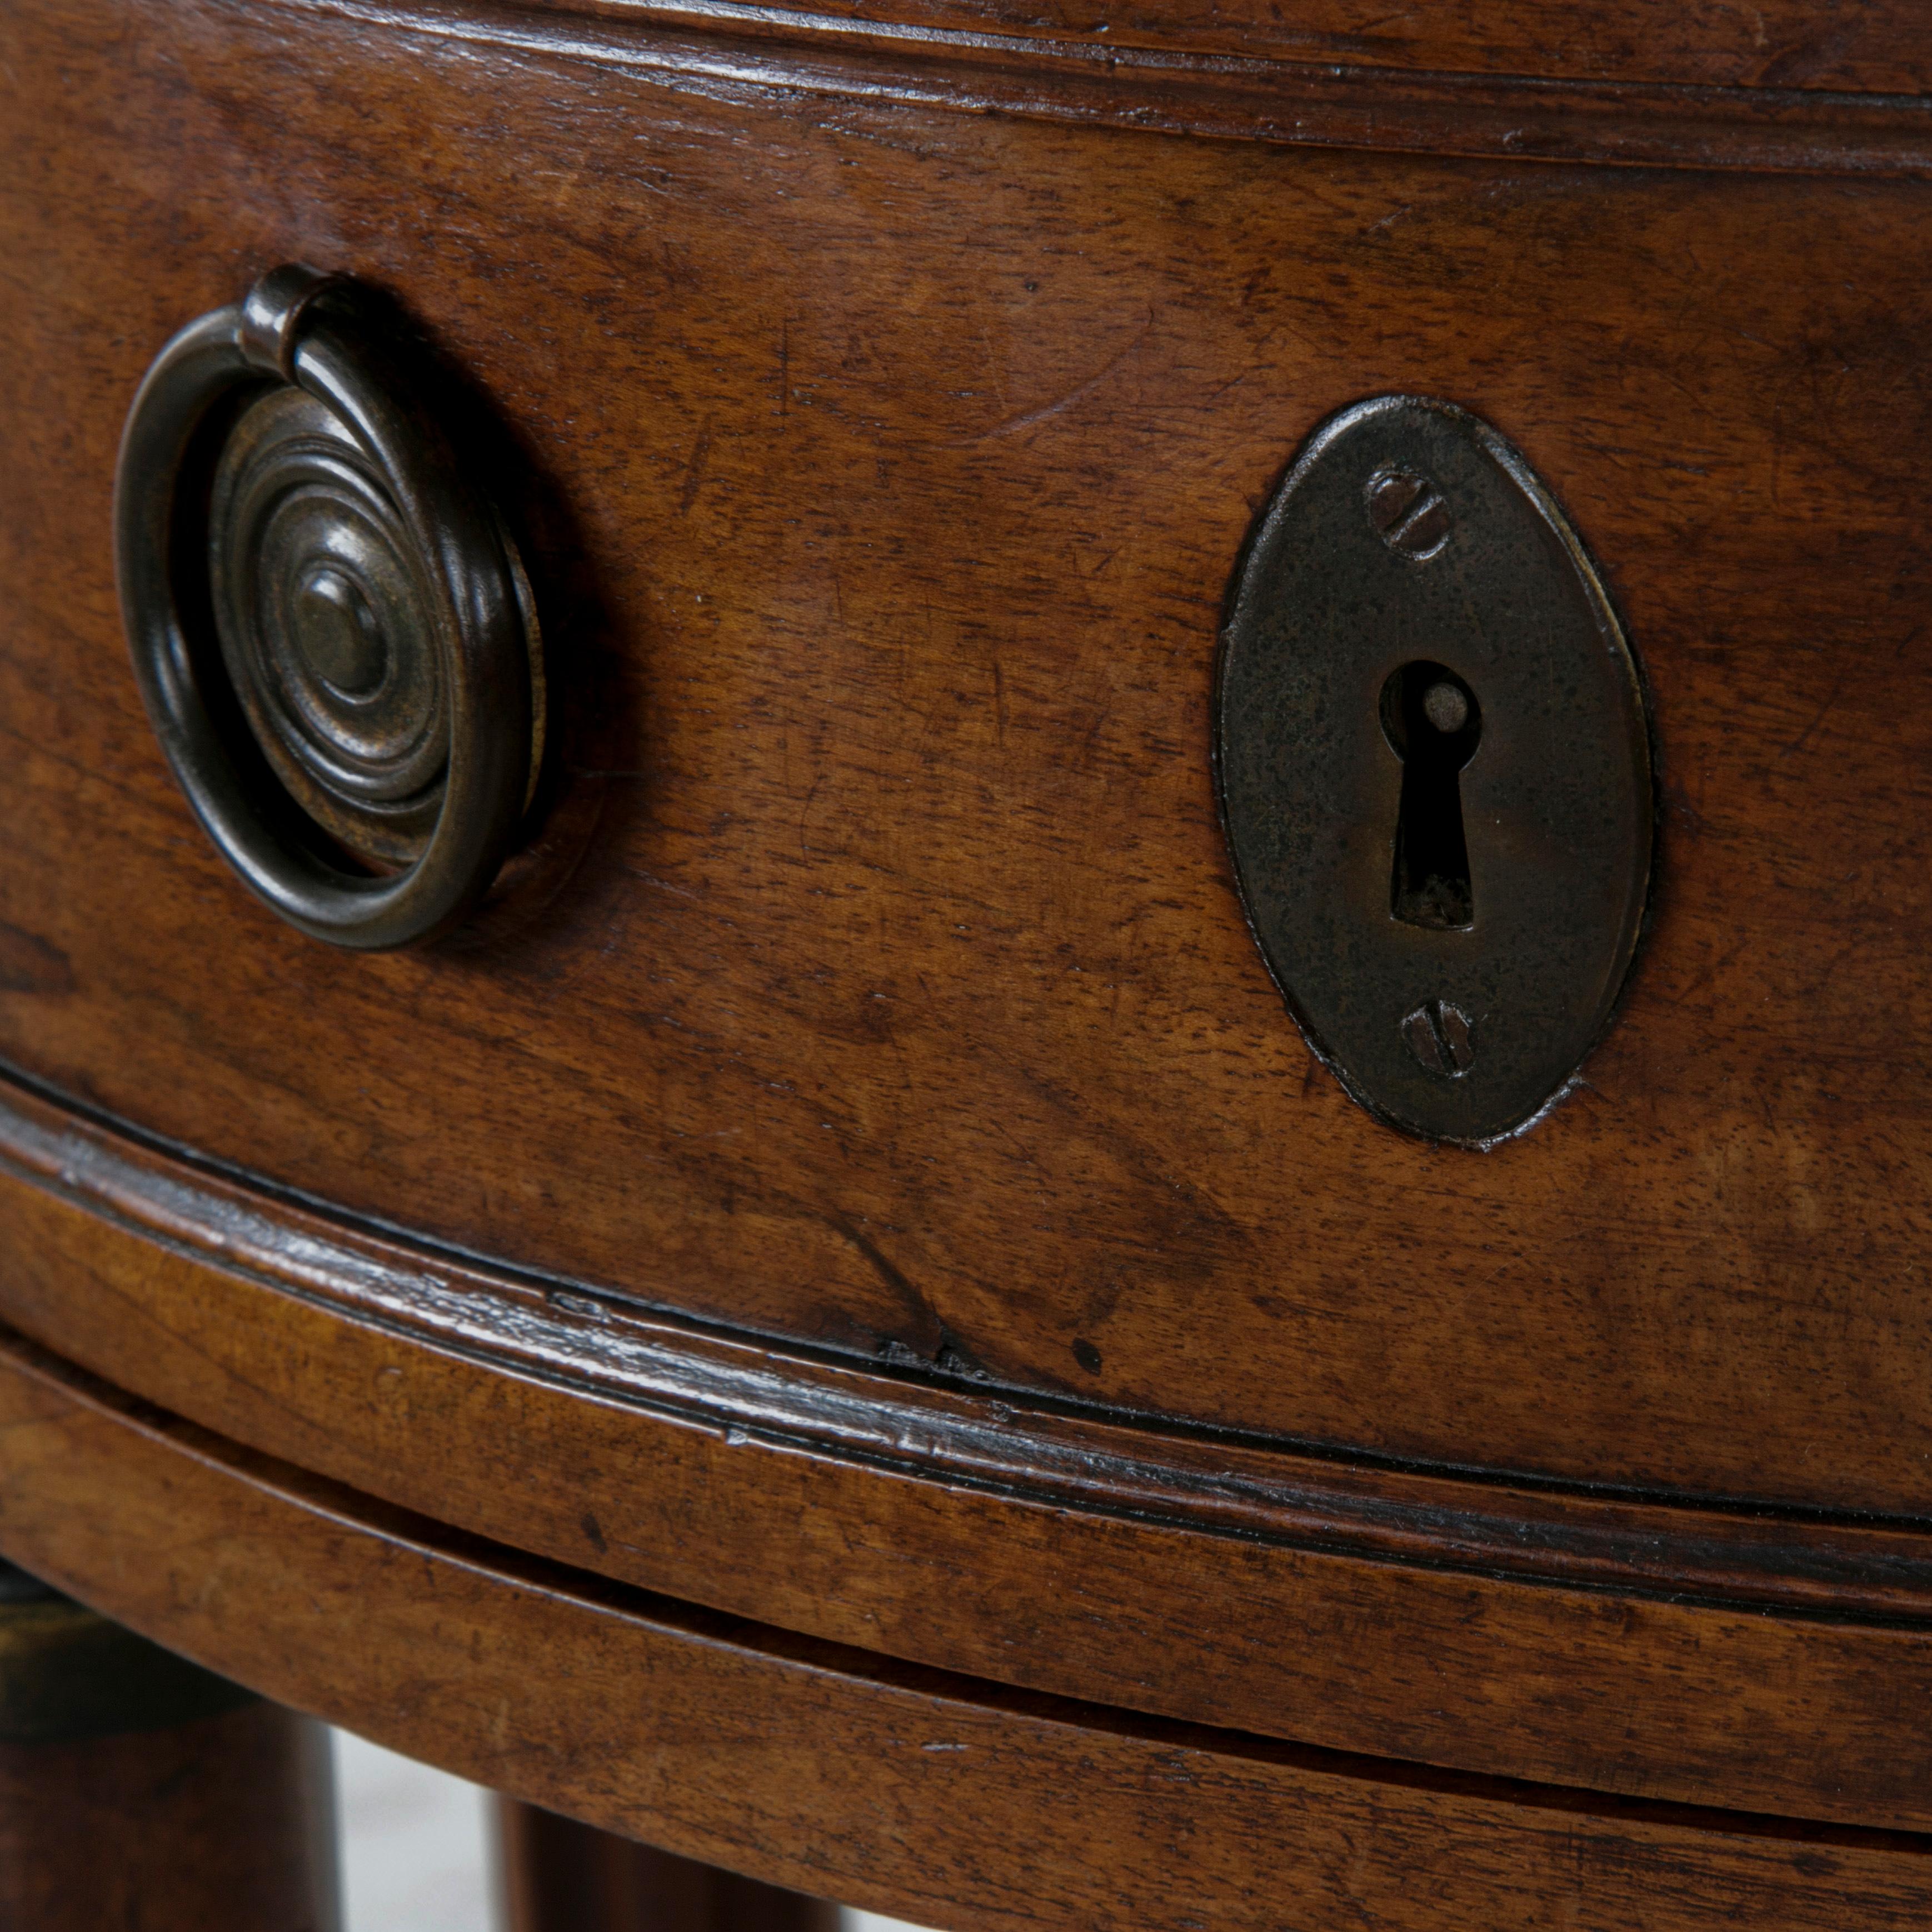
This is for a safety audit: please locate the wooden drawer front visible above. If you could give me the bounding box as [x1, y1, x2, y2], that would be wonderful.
[4, 0, 1931, 1521]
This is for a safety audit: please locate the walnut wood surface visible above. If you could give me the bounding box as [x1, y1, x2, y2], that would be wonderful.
[4, 1325, 1931, 1932]
[273, 0, 1932, 177]
[0, 1699, 338, 1932]
[7, 0, 1932, 1886]
[6, 0, 1931, 1521]
[544, 0, 1932, 95]
[2, 1073, 1928, 1830]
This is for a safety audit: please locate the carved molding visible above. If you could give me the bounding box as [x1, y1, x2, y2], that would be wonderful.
[283, 0, 1932, 178]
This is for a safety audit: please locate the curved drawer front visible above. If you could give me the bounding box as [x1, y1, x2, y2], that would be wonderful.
[3, 2, 1929, 1526]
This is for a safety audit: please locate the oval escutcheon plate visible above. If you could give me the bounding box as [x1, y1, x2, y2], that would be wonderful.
[1216, 396, 1653, 1145]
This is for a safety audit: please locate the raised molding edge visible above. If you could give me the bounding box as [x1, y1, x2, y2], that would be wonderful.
[2, 1069, 1929, 1620]
[274, 0, 1932, 177]
[6, 1329, 1929, 1928]
[10, 1069, 1932, 1827]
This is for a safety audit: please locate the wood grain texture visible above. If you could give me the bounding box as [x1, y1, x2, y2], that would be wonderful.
[9, 0, 1932, 1883]
[242, 0, 1932, 178]
[4, 1073, 1930, 1830]
[4, 1325, 1932, 1932]
[526, 0, 1932, 96]
[6, 0, 1930, 1519]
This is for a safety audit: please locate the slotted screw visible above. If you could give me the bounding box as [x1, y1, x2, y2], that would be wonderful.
[1366, 468, 1451, 560]
[1401, 1000, 1476, 1077]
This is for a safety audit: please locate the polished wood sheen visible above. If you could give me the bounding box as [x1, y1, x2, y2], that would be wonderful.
[601, 0, 1932, 92]
[3, 0, 1931, 1921]
[6, 0, 1932, 1514]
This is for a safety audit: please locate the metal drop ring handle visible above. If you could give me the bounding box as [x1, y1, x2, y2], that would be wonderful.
[114, 264, 542, 950]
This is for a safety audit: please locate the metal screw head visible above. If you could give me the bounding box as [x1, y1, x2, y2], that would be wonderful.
[1365, 468, 1451, 561]
[1401, 1000, 1476, 1077]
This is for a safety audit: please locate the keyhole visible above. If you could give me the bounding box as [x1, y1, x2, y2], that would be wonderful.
[1380, 660, 1481, 930]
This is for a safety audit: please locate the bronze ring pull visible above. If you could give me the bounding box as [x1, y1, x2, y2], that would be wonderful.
[114, 264, 542, 950]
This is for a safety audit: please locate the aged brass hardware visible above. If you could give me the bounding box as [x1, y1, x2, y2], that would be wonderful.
[114, 264, 542, 949]
[1216, 396, 1652, 1145]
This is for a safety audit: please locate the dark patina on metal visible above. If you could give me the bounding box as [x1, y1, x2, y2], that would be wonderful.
[115, 264, 543, 950]
[1216, 396, 1652, 1145]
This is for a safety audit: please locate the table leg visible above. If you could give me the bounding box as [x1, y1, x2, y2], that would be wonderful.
[495, 1796, 842, 1931]
[0, 1560, 339, 1931]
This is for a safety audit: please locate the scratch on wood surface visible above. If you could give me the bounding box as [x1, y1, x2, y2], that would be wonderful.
[948, 313, 1153, 445]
